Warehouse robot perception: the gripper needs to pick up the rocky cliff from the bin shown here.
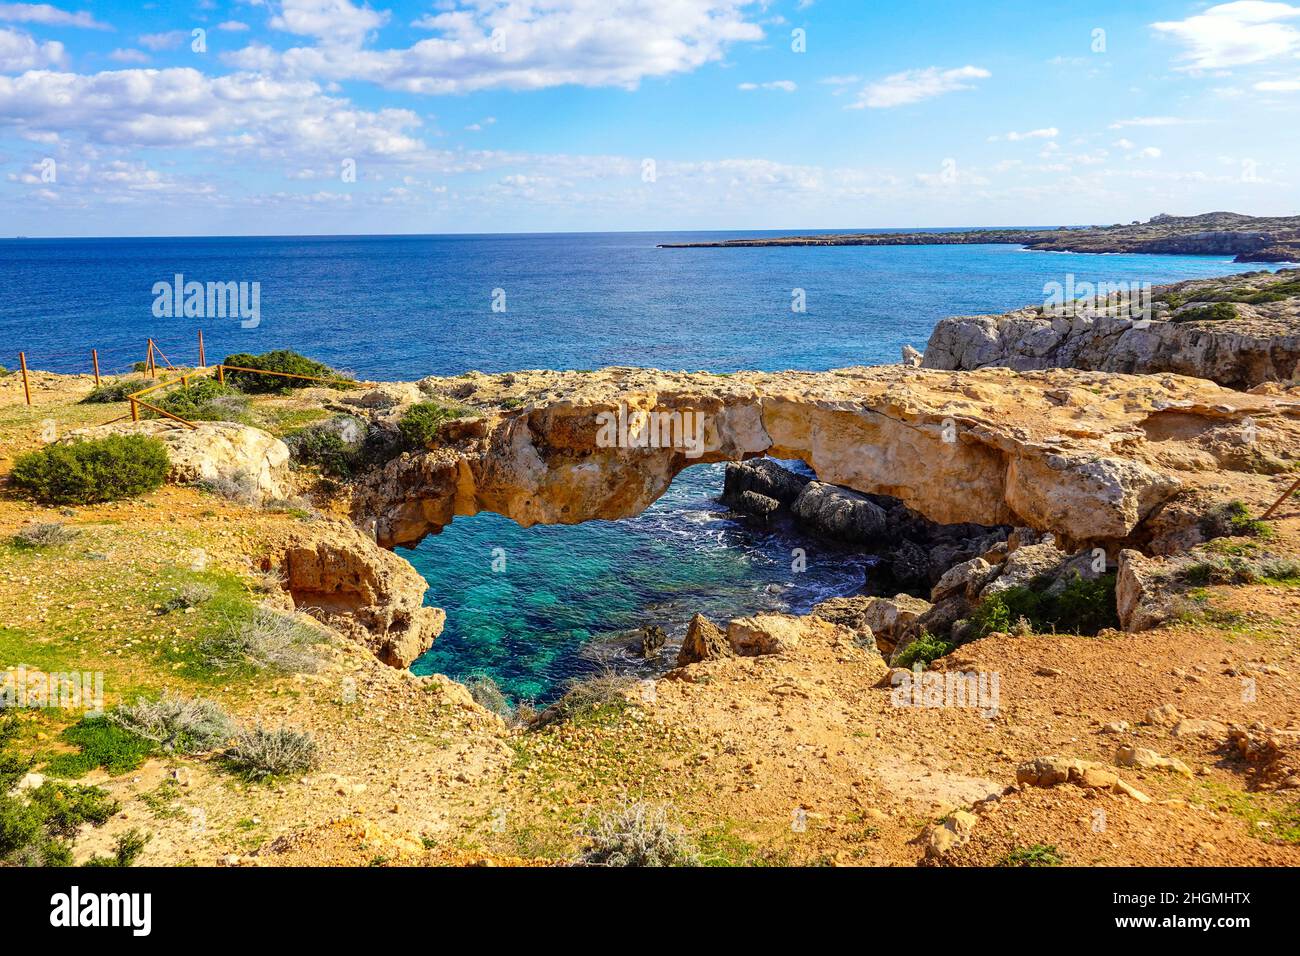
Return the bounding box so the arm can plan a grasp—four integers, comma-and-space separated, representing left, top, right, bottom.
922, 269, 1300, 389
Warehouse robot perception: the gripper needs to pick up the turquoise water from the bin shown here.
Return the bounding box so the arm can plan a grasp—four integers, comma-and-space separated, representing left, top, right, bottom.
1, 233, 1282, 701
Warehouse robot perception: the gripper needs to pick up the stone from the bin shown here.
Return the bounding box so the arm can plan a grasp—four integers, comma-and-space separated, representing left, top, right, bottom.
924, 810, 979, 859
1116, 549, 1173, 632
931, 557, 995, 603
638, 625, 667, 659
726, 612, 843, 657
1145, 703, 1182, 726
791, 481, 889, 542
1100, 721, 1130, 735
1171, 718, 1228, 739
901, 344, 924, 368
676, 614, 731, 666
1114, 745, 1193, 777
1114, 779, 1152, 803
721, 458, 810, 510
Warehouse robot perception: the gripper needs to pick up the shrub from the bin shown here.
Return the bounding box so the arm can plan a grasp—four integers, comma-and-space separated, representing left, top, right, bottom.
1170, 302, 1237, 323
464, 674, 514, 721
530, 671, 632, 728
221, 725, 319, 781
84, 829, 150, 867
970, 573, 1119, 638
146, 378, 249, 423
1201, 500, 1272, 541
284, 417, 369, 477
159, 582, 218, 612
198, 469, 261, 507
892, 631, 955, 669
42, 717, 156, 777
199, 604, 326, 673
398, 400, 469, 449
580, 803, 699, 867
12, 435, 169, 505
13, 522, 79, 549
221, 350, 351, 393
80, 378, 149, 404
108, 692, 235, 754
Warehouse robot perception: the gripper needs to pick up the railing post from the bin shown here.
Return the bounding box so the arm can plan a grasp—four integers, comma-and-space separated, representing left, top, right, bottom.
147, 339, 156, 378
19, 351, 31, 406
216, 364, 224, 385
92, 349, 101, 386
197, 330, 205, 368
130, 398, 138, 422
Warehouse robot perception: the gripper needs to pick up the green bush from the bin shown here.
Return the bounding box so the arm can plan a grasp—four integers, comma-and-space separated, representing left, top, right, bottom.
80, 378, 149, 404
892, 631, 955, 669
11, 435, 169, 505
970, 572, 1119, 638
146, 378, 249, 423
285, 418, 369, 477
84, 829, 150, 867
221, 350, 351, 393
398, 400, 469, 449
1170, 302, 1237, 323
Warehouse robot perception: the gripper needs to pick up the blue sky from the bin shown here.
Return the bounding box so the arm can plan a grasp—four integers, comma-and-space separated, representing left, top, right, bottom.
1, 0, 1299, 235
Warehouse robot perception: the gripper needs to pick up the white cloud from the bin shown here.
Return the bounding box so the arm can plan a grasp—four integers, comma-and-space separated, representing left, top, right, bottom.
1152, 1, 1300, 70
738, 79, 795, 91
229, 0, 765, 93
0, 3, 110, 30
108, 48, 149, 64
989, 126, 1059, 141
218, 21, 251, 32
850, 65, 989, 109
1108, 115, 1194, 128
272, 0, 388, 45
1255, 76, 1300, 88
1137, 146, 1163, 159
139, 31, 189, 52
0, 26, 63, 71
0, 68, 429, 163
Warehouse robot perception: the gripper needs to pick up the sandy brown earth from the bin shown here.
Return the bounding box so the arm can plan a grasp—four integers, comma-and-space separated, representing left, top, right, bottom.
2, 367, 1299, 867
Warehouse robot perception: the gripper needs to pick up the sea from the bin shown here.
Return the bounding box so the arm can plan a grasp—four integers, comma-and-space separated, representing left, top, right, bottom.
0, 231, 1280, 702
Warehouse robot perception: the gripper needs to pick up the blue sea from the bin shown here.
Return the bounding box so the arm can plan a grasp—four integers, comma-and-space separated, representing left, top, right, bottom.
0, 232, 1279, 701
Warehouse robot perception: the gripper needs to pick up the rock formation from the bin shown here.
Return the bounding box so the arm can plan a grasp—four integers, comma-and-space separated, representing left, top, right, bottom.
922, 269, 1300, 389
350, 365, 1300, 558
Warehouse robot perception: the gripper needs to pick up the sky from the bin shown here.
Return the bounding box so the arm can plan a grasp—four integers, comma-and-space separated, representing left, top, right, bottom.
0, 0, 1298, 236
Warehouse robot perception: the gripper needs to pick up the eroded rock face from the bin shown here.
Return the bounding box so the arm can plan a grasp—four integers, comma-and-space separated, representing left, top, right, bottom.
73, 420, 292, 502
260, 522, 445, 668
676, 614, 731, 666
349, 366, 1300, 553
921, 269, 1300, 389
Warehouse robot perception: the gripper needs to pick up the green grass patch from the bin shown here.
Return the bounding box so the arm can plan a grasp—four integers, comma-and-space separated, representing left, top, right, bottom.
398, 400, 472, 449
998, 843, 1064, 867
892, 631, 955, 669
42, 717, 155, 777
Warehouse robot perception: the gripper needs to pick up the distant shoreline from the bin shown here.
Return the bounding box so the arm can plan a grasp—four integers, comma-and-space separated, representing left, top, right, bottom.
658, 211, 1300, 264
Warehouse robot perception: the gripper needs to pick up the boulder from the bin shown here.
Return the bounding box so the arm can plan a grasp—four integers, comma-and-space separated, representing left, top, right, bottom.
1116, 549, 1173, 632
791, 481, 889, 542
638, 625, 667, 659
676, 614, 731, 666
1114, 745, 1193, 778
721, 459, 810, 510
931, 557, 995, 603
726, 612, 841, 656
